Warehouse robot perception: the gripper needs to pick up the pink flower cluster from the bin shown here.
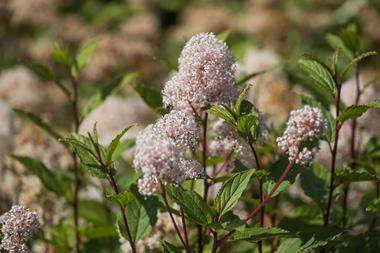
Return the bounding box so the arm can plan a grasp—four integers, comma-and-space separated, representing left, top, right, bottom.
276, 105, 327, 165
0, 205, 39, 253
162, 32, 237, 110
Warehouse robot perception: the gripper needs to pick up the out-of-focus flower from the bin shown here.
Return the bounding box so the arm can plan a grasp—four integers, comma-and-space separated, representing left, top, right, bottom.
163, 33, 237, 110
0, 100, 15, 167
53, 15, 93, 45
26, 38, 54, 65
277, 105, 327, 165
238, 6, 288, 49
133, 110, 202, 195
170, 5, 234, 39
83, 34, 154, 81
361, 5, 380, 42
0, 66, 42, 109
0, 205, 39, 253
209, 119, 241, 158
7, 0, 57, 27
119, 13, 159, 41
79, 96, 153, 145
238, 48, 298, 124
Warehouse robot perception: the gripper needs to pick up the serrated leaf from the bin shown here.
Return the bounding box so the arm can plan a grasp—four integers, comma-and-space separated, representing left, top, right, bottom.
161, 240, 182, 253
132, 83, 165, 114
206, 105, 236, 125
229, 227, 294, 241
236, 114, 259, 134
336, 104, 370, 122
300, 163, 330, 208
215, 170, 254, 217
12, 155, 71, 199
166, 185, 211, 225
119, 190, 158, 241
74, 40, 98, 75
340, 51, 378, 80
275, 238, 303, 253
105, 189, 134, 208
299, 58, 336, 95
335, 167, 379, 186
105, 125, 135, 165
263, 180, 290, 198
82, 73, 137, 116
64, 133, 108, 178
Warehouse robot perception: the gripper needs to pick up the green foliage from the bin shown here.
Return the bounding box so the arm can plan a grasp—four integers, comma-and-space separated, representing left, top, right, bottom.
13, 108, 65, 144
229, 227, 294, 242
215, 170, 254, 217
105, 189, 135, 208
337, 100, 380, 122
82, 73, 137, 116
299, 57, 337, 95
132, 83, 166, 114
12, 155, 71, 199
300, 163, 330, 208
73, 40, 98, 76
206, 104, 236, 125
166, 185, 211, 225
161, 240, 183, 253
105, 125, 135, 165
119, 189, 158, 241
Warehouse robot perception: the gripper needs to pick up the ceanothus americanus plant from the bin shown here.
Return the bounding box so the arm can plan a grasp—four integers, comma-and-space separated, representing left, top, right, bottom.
4, 27, 380, 253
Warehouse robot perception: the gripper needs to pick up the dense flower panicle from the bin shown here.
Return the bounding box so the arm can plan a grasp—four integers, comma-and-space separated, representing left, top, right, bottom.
133, 111, 202, 195
276, 105, 327, 165
0, 205, 39, 253
162, 32, 237, 109
153, 110, 199, 150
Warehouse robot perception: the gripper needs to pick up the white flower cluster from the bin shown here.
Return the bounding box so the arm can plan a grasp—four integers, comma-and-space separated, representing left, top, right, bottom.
276, 105, 327, 165
133, 110, 202, 195
162, 32, 237, 110
0, 205, 39, 253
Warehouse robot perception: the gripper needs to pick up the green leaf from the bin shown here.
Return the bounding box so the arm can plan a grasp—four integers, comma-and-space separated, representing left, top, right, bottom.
24, 61, 54, 80
166, 185, 211, 225
215, 170, 254, 217
300, 163, 330, 208
337, 104, 370, 122
119, 190, 158, 241
12, 155, 71, 199
132, 83, 165, 114
217, 29, 231, 42
366, 198, 380, 214
229, 227, 294, 241
234, 84, 251, 116
325, 34, 354, 60
13, 109, 66, 145
105, 125, 135, 165
236, 114, 259, 134
206, 105, 236, 125
299, 58, 336, 95
105, 189, 134, 208
263, 180, 290, 198
339, 51, 378, 80
74, 40, 97, 75
335, 167, 379, 186
79, 199, 112, 225
275, 238, 303, 253
84, 225, 117, 239
161, 240, 182, 253
52, 46, 72, 67
82, 73, 137, 116
63, 133, 108, 178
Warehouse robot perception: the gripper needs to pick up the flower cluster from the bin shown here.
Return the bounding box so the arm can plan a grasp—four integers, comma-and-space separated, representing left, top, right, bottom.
162, 32, 237, 110
276, 105, 327, 165
0, 205, 39, 253
133, 110, 202, 195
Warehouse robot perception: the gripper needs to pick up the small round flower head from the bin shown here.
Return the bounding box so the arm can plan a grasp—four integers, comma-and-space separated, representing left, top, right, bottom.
162, 32, 237, 109
209, 119, 241, 157
153, 110, 199, 150
134, 117, 202, 195
276, 105, 327, 165
0, 205, 39, 253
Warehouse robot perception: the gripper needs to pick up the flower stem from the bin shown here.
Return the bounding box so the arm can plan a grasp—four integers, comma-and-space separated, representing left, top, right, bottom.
161, 183, 190, 253
199, 112, 208, 253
